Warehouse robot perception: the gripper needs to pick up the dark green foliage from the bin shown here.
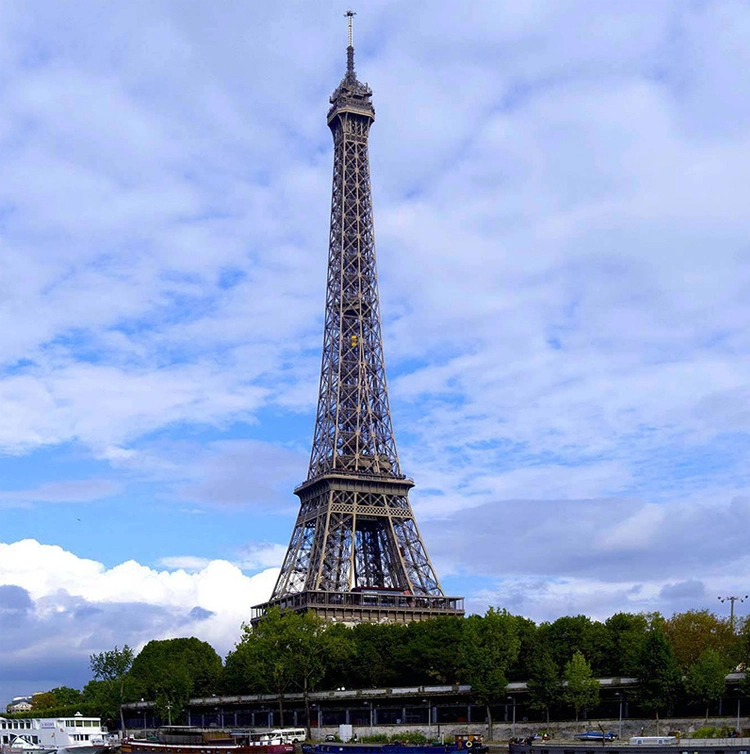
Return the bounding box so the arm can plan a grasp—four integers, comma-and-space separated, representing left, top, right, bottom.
343, 622, 407, 688
128, 637, 222, 721
634, 627, 682, 718
30, 692, 57, 710
89, 645, 134, 729
563, 650, 599, 722
527, 643, 562, 725
459, 608, 520, 738
49, 687, 84, 706
537, 615, 609, 676
397, 616, 464, 685
227, 608, 354, 733
603, 612, 650, 677
684, 648, 730, 721
506, 616, 538, 681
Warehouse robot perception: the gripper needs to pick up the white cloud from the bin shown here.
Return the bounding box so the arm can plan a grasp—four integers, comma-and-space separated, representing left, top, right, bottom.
0, 540, 278, 675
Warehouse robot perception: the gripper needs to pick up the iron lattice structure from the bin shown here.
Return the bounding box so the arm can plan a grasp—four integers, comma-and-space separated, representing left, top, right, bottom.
252, 18, 463, 624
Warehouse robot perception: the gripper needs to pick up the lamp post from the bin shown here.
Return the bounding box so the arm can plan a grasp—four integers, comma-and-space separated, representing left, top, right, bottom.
737, 696, 741, 736
718, 595, 748, 632
165, 703, 172, 726
507, 696, 516, 739
422, 699, 430, 738
615, 693, 623, 741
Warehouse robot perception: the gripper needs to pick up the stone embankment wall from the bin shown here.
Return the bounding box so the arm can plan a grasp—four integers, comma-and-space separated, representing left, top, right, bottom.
312, 716, 750, 743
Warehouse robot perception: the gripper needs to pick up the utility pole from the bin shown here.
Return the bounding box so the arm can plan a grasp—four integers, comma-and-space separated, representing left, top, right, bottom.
718, 595, 748, 631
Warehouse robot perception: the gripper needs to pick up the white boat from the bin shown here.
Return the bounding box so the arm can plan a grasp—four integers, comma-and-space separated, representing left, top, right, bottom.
0, 713, 118, 754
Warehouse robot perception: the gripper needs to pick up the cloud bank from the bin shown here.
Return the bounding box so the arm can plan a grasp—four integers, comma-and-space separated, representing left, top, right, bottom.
0, 540, 277, 701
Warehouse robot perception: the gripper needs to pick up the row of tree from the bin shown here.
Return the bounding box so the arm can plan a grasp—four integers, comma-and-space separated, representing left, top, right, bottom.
9, 608, 750, 735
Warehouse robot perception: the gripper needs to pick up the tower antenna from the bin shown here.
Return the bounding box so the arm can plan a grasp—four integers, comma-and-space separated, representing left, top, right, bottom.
346, 10, 355, 47
345, 10, 356, 75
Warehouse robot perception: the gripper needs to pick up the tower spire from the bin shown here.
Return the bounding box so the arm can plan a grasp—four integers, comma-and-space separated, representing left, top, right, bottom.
345, 10, 356, 77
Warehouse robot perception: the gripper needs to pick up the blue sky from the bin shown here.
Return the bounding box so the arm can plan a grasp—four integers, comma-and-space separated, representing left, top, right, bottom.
3, 0, 750, 702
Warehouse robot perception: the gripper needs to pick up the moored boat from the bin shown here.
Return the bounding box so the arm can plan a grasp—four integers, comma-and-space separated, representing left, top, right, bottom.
509, 735, 750, 754
0, 714, 117, 754
302, 734, 488, 754
121, 729, 294, 754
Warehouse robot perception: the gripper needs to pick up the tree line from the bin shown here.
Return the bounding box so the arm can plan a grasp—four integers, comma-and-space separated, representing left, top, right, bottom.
7, 607, 750, 735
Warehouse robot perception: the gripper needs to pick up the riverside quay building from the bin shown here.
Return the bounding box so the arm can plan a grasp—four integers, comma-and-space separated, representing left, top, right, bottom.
121, 674, 750, 734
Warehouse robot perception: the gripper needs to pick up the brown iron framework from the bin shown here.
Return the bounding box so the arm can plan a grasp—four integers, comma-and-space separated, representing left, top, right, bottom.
252, 14, 463, 625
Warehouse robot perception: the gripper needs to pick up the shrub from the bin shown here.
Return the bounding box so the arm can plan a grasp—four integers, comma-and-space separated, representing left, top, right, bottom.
392, 732, 428, 745
688, 727, 722, 739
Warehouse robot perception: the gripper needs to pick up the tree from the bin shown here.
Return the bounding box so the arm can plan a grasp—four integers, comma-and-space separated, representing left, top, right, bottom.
460, 608, 520, 740
537, 615, 609, 676
50, 687, 84, 707
398, 616, 464, 685
128, 638, 221, 723
90, 645, 134, 731
563, 650, 599, 722
344, 622, 406, 688
31, 692, 58, 711
664, 610, 737, 672
506, 616, 538, 682
228, 608, 303, 727
634, 628, 682, 732
684, 648, 729, 722
278, 611, 352, 739
527, 644, 562, 726
603, 613, 650, 677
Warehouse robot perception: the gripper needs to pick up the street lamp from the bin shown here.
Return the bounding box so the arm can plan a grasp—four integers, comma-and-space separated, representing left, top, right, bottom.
718, 595, 748, 632
165, 703, 172, 727
422, 699, 430, 737
737, 695, 741, 736
507, 696, 516, 739
615, 693, 623, 741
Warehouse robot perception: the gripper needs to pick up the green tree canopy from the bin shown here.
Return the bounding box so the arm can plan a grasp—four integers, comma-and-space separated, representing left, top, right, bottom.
663, 610, 737, 672
634, 627, 682, 727
49, 687, 83, 707
563, 650, 599, 722
538, 615, 609, 676
30, 692, 57, 711
90, 645, 134, 730
506, 616, 538, 682
527, 643, 562, 726
129, 637, 221, 722
397, 616, 464, 685
602, 612, 650, 677
684, 648, 730, 722
227, 608, 354, 731
460, 608, 520, 740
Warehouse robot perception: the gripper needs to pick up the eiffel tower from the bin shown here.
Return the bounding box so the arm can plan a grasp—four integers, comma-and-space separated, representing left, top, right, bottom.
252, 13, 463, 624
